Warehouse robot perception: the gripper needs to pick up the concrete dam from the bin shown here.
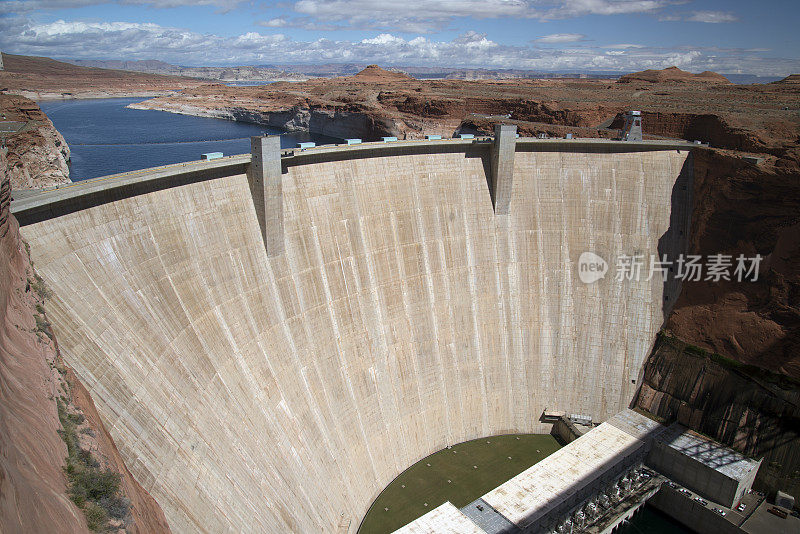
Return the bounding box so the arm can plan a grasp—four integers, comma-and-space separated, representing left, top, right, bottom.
13, 133, 694, 532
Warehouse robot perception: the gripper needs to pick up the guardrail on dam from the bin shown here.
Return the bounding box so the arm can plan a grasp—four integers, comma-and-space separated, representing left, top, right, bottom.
14, 132, 697, 533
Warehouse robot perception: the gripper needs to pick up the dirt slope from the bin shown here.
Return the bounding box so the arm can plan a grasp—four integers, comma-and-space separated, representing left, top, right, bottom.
0, 53, 203, 99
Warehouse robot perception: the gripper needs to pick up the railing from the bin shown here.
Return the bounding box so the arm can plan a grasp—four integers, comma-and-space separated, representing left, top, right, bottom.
11, 135, 699, 227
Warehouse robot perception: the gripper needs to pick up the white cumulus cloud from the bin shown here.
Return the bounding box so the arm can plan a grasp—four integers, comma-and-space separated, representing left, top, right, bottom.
1, 17, 796, 76
687, 11, 739, 23
534, 33, 586, 43
272, 0, 675, 31
262, 18, 288, 28
361, 33, 407, 46
6, 0, 243, 10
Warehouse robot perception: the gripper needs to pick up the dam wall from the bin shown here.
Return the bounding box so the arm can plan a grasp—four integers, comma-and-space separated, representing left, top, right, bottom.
16, 138, 693, 532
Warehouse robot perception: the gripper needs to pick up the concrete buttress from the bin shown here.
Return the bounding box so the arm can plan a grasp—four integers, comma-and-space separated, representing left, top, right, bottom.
248, 135, 283, 256
491, 124, 517, 214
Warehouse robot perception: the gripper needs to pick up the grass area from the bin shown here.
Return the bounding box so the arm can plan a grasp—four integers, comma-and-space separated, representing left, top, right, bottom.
30, 272, 53, 299
358, 434, 561, 534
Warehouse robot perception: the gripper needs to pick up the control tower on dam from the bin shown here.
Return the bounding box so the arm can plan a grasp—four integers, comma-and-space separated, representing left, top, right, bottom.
13, 133, 695, 533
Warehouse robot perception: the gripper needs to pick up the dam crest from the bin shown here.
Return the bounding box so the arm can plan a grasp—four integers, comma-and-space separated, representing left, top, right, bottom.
13, 133, 695, 532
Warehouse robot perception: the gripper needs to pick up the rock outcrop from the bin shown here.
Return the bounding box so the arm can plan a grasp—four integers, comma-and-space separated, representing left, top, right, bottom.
2, 94, 71, 189
772, 74, 800, 85
609, 111, 769, 152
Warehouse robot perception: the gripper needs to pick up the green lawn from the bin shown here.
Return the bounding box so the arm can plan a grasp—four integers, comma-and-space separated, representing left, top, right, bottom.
358, 434, 561, 534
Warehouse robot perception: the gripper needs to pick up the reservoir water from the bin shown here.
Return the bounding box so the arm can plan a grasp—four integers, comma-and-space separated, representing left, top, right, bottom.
39, 97, 340, 181
617, 505, 694, 534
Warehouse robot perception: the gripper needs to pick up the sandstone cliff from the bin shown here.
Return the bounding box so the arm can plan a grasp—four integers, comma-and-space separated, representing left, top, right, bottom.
0, 139, 170, 533
667, 148, 800, 378
0, 151, 85, 533
772, 74, 800, 85
2, 94, 71, 189
130, 64, 798, 153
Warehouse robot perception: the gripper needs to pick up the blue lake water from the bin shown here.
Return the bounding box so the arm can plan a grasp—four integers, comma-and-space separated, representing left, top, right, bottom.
39, 97, 340, 181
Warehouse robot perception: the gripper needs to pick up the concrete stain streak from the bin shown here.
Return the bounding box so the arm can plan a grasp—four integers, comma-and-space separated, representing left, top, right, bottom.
22, 148, 690, 533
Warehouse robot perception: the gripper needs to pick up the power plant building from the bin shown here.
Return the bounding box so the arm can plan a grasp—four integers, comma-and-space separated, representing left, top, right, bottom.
647, 425, 762, 508
393, 410, 764, 534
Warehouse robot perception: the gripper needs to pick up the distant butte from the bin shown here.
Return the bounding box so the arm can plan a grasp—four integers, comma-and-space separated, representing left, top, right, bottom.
618, 65, 731, 84
772, 73, 800, 84
351, 64, 414, 82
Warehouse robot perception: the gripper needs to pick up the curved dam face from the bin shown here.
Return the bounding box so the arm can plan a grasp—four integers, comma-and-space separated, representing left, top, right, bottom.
20, 143, 691, 532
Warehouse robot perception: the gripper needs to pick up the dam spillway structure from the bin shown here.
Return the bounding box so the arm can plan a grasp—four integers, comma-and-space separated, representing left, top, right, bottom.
12, 131, 697, 533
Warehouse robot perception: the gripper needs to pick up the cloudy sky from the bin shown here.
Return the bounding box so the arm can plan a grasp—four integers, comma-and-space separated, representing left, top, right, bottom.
2, 0, 798, 76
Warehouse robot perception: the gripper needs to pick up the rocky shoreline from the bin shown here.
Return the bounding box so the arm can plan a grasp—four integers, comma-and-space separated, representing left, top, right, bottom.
16, 89, 186, 101
127, 98, 401, 140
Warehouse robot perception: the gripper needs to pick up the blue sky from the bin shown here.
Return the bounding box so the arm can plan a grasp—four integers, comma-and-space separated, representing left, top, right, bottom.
2, 1, 799, 75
